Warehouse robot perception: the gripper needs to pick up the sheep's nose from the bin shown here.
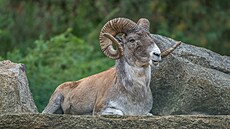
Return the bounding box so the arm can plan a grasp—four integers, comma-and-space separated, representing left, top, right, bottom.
153, 52, 160, 57
153, 52, 161, 61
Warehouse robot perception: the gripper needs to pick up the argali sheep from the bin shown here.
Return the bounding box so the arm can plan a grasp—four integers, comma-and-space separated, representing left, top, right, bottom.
42, 18, 181, 115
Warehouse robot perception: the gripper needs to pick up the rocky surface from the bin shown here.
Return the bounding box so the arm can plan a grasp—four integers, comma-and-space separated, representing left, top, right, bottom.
151, 34, 230, 115
0, 113, 229, 129
0, 60, 38, 113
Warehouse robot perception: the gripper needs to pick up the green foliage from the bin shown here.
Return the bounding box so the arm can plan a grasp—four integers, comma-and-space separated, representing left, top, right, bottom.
7, 29, 114, 112
0, 0, 229, 57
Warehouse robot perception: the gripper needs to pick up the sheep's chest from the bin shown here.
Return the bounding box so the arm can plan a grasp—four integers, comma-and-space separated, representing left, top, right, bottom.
108, 87, 153, 115
104, 61, 153, 115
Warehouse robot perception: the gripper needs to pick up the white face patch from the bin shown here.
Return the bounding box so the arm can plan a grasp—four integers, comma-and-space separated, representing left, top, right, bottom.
149, 44, 161, 66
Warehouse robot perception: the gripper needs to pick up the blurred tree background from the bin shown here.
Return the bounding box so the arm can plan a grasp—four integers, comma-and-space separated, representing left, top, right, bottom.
0, 0, 229, 112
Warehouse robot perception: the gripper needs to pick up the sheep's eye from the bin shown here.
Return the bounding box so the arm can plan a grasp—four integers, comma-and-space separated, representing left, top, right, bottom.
129, 39, 135, 43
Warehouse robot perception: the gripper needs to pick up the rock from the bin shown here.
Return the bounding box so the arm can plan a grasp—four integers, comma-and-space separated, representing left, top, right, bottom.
151, 34, 230, 115
0, 113, 229, 129
0, 60, 38, 114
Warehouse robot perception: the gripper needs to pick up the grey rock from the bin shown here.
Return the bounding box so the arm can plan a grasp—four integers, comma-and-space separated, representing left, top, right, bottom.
0, 60, 38, 114
151, 34, 230, 115
0, 113, 229, 129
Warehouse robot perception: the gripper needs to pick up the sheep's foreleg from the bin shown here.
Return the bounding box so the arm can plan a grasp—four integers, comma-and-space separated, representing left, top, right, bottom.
101, 108, 124, 115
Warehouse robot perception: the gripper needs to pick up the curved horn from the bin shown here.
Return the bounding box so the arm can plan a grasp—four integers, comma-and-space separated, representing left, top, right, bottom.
137, 18, 150, 31
99, 18, 138, 59
161, 41, 181, 58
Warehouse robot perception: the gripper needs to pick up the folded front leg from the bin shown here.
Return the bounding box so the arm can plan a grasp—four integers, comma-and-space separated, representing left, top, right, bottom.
146, 113, 153, 116
100, 108, 124, 115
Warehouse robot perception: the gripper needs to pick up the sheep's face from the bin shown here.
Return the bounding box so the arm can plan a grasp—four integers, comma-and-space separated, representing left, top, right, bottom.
122, 29, 161, 67
99, 18, 164, 66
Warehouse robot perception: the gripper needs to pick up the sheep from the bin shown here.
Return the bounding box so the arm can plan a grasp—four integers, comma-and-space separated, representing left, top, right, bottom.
42, 18, 181, 115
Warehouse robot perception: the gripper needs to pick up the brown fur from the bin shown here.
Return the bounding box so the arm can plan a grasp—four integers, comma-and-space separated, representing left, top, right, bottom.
43, 68, 117, 114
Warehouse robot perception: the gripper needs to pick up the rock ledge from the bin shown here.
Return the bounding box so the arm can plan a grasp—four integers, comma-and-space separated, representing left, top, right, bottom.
0, 114, 229, 129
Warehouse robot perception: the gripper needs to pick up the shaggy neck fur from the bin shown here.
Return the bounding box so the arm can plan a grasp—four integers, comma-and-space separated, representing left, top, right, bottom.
115, 57, 151, 97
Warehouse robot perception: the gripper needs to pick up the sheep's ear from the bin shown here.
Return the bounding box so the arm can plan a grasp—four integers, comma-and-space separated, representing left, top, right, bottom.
137, 18, 150, 31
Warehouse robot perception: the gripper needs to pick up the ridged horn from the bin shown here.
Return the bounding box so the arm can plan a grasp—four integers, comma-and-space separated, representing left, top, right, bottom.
161, 41, 181, 58
99, 18, 138, 59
